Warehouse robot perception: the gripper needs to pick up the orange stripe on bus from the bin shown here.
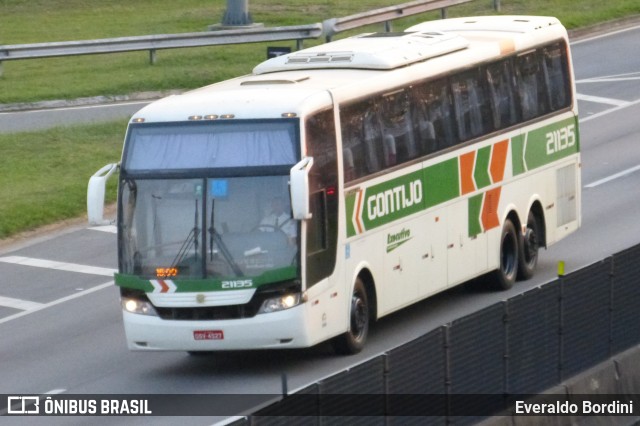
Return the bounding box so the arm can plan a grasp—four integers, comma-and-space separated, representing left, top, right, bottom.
459, 151, 476, 195
490, 139, 509, 183
481, 187, 502, 231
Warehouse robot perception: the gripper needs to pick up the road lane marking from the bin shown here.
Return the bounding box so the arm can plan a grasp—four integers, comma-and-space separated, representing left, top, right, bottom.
0, 389, 68, 416
575, 93, 630, 107
0, 256, 116, 277
581, 98, 640, 123
571, 25, 640, 45
585, 164, 640, 188
0, 281, 114, 325
89, 225, 117, 234
0, 296, 44, 311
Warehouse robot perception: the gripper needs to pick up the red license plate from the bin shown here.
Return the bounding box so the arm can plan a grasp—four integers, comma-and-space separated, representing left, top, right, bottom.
193, 330, 224, 340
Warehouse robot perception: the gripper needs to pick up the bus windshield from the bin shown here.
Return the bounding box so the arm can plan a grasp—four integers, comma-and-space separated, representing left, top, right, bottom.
118, 119, 301, 280
124, 120, 298, 171
120, 176, 299, 279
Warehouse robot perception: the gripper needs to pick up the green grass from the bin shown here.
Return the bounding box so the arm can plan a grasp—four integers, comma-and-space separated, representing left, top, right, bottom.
1, 0, 639, 104
0, 0, 639, 239
0, 121, 124, 239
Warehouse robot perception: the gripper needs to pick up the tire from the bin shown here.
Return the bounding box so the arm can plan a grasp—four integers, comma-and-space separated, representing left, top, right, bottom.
492, 219, 519, 290
518, 211, 540, 281
332, 278, 370, 355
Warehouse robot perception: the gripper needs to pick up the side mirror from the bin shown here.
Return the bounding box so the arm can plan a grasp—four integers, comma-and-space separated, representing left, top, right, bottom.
87, 163, 119, 226
289, 157, 314, 220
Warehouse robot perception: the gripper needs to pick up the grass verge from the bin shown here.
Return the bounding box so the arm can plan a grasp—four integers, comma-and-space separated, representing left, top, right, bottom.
0, 1, 639, 239
0, 121, 124, 239
1, 0, 639, 103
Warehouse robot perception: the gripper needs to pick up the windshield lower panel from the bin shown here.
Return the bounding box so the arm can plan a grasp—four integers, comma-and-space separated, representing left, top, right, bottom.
120, 176, 299, 280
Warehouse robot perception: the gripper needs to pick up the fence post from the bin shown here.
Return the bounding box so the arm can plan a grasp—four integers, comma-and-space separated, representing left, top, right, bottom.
557, 261, 565, 382
149, 49, 157, 65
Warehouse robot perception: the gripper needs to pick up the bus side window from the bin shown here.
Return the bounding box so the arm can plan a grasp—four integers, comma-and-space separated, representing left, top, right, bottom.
363, 104, 384, 174
341, 107, 366, 181
486, 60, 519, 129
305, 109, 338, 286
452, 71, 490, 141
421, 79, 456, 152
343, 148, 355, 182
410, 95, 437, 155
307, 191, 327, 253
542, 43, 571, 111
515, 51, 550, 120
381, 89, 418, 163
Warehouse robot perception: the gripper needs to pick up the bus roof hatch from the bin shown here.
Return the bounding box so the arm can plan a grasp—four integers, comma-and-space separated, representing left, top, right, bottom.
253, 31, 469, 74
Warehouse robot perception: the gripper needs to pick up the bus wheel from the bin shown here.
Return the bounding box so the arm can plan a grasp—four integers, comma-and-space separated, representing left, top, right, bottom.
332, 278, 369, 355
492, 219, 518, 290
518, 211, 540, 280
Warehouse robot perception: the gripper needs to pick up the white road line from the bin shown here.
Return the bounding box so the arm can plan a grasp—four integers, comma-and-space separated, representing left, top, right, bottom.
0, 389, 67, 416
0, 296, 44, 311
575, 93, 630, 107
582, 98, 640, 123
0, 281, 114, 325
89, 225, 117, 234
571, 25, 640, 45
0, 256, 116, 277
0, 100, 151, 116
585, 164, 640, 188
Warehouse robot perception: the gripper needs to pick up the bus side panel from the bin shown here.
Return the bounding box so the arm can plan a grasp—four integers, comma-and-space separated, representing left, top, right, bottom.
446, 202, 488, 287
418, 208, 448, 299
302, 275, 352, 346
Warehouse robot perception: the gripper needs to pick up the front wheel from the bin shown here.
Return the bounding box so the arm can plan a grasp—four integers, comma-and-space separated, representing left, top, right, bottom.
332, 278, 370, 355
492, 219, 519, 290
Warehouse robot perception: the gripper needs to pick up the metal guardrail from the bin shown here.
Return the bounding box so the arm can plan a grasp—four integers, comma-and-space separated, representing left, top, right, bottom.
0, 0, 477, 76
0, 24, 322, 68
322, 0, 474, 41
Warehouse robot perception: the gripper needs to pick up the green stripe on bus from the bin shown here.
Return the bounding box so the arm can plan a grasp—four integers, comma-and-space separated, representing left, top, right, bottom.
474, 146, 492, 189
423, 158, 460, 209
512, 116, 579, 175
345, 191, 357, 238
511, 134, 526, 176
468, 194, 483, 237
115, 266, 298, 292
361, 169, 425, 230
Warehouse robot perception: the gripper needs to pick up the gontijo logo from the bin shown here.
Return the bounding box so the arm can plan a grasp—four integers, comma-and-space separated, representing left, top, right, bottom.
351, 170, 425, 235
367, 179, 422, 220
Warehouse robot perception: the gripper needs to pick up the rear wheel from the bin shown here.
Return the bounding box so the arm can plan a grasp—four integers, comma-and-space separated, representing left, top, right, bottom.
492, 219, 519, 290
332, 278, 369, 355
518, 211, 540, 280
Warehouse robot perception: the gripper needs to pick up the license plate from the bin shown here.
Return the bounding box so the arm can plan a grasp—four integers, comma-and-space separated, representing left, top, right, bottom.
193, 330, 224, 340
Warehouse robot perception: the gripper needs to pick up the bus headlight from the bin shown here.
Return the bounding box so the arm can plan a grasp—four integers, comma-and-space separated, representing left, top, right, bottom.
122, 297, 158, 316
258, 293, 302, 314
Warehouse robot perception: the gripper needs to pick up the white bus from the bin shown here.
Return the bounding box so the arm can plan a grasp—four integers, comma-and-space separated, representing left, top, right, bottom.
88, 16, 580, 354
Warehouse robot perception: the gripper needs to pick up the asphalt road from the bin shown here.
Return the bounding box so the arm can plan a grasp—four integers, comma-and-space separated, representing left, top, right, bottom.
1, 24, 640, 425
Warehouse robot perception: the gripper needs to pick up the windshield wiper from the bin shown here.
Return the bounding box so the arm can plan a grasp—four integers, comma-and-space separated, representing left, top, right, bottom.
208, 198, 243, 276
171, 199, 199, 268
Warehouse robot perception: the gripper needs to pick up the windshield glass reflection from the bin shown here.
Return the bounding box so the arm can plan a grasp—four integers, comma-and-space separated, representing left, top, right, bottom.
120, 176, 298, 279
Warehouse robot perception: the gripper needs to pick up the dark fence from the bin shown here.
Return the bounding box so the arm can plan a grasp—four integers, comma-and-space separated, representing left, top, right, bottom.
227, 242, 640, 424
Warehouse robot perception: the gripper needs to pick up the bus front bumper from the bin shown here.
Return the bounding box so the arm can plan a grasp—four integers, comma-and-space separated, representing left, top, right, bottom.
122, 304, 313, 351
